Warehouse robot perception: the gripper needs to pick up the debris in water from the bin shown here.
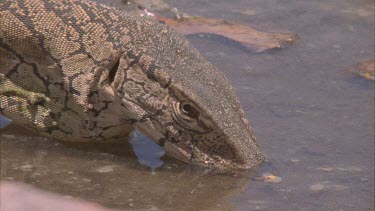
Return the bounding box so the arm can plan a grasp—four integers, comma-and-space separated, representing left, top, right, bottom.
155, 15, 298, 53
95, 165, 116, 173
129, 0, 298, 52
288, 159, 300, 164
349, 59, 374, 80
316, 166, 362, 172
310, 183, 325, 191
310, 181, 349, 191
258, 173, 282, 183
19, 164, 34, 171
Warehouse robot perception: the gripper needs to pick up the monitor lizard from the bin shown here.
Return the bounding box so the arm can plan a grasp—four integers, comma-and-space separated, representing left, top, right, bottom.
0, 0, 264, 172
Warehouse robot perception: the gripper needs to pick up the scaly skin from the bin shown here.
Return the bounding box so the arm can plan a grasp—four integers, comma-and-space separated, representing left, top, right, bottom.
0, 0, 264, 172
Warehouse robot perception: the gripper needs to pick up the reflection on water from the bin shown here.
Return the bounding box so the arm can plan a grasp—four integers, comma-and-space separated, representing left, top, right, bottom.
129, 130, 165, 170
0, 117, 164, 171
0, 128, 254, 210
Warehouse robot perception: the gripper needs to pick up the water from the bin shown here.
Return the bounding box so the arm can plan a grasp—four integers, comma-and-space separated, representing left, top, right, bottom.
129, 130, 165, 170
0, 116, 10, 128
1, 0, 374, 210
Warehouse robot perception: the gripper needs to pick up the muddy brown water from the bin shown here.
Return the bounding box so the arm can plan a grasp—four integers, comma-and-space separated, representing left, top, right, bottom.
1, 0, 374, 210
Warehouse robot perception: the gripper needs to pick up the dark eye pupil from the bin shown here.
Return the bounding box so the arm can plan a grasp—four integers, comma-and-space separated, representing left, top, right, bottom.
181, 102, 199, 118
182, 104, 193, 113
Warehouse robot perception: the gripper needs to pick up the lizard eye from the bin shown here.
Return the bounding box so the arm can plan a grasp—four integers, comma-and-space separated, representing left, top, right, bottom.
180, 101, 199, 118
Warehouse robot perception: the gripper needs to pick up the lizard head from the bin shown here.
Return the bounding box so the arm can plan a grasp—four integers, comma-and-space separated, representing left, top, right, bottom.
111, 16, 264, 172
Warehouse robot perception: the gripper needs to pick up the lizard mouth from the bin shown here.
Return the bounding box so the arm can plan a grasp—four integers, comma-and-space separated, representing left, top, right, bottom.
133, 125, 264, 173
161, 137, 262, 172
188, 148, 265, 173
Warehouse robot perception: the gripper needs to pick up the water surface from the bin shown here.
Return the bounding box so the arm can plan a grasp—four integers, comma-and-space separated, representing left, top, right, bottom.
1, 0, 374, 210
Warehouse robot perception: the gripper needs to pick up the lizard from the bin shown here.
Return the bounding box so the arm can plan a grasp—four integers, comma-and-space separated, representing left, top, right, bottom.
0, 0, 264, 172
